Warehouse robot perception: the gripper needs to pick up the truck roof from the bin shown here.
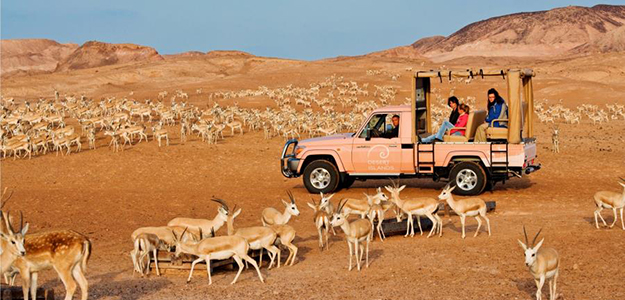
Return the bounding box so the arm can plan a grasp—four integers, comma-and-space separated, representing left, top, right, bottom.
372, 105, 411, 113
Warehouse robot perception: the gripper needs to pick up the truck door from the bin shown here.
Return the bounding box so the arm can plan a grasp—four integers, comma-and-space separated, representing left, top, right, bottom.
351, 113, 402, 175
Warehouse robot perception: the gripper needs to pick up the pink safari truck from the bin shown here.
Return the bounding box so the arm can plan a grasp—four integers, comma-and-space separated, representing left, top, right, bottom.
281, 69, 541, 195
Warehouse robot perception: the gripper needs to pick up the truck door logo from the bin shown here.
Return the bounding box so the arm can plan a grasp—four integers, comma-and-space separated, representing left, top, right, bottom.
366, 145, 394, 171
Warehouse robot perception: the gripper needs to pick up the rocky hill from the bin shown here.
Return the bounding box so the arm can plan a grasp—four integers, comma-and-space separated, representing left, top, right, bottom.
55, 41, 163, 72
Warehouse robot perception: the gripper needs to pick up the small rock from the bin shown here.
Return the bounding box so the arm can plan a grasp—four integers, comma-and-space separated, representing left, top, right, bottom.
573, 263, 579, 270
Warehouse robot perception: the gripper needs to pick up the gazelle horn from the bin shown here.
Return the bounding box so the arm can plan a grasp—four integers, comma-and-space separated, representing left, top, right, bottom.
523, 225, 529, 246
211, 198, 229, 212
531, 228, 543, 247
287, 190, 295, 204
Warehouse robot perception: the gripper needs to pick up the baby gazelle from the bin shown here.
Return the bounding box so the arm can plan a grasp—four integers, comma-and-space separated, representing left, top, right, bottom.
517, 227, 560, 300
307, 197, 331, 250
173, 227, 264, 285
593, 178, 625, 230
131, 233, 165, 277
261, 190, 300, 226
437, 184, 491, 239
330, 200, 372, 271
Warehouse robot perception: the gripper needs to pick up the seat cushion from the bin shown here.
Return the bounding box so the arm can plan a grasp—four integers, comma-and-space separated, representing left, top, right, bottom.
486, 127, 508, 139
443, 134, 469, 142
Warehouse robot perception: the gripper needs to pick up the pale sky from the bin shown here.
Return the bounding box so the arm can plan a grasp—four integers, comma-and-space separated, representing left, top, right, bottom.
2, 0, 623, 60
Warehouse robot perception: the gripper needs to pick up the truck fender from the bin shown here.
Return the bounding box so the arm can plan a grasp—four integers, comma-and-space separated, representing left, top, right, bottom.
298, 150, 346, 173
443, 151, 490, 167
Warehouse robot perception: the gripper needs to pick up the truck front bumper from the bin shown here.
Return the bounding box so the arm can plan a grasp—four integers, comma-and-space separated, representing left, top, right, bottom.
280, 139, 300, 178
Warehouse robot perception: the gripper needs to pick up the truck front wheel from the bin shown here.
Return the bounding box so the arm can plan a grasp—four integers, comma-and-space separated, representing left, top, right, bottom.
303, 160, 340, 194
449, 161, 487, 196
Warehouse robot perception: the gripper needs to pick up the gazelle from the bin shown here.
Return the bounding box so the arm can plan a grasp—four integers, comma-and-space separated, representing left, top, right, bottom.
517, 227, 560, 300
330, 199, 372, 271
269, 224, 298, 267
365, 193, 386, 241
319, 192, 337, 235
130, 233, 165, 277
437, 184, 491, 239
172, 227, 264, 285
167, 200, 232, 238
307, 197, 331, 250
551, 127, 560, 153
261, 190, 300, 226
219, 199, 280, 269
593, 177, 625, 230
151, 122, 169, 147
385, 183, 442, 238
226, 120, 243, 135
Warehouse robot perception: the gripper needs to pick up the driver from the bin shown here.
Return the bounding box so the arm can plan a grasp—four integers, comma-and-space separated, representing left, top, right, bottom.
382, 115, 400, 138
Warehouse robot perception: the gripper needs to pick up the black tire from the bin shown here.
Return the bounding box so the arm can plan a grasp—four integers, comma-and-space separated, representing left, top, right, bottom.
449, 161, 487, 196
302, 160, 340, 194
341, 175, 356, 189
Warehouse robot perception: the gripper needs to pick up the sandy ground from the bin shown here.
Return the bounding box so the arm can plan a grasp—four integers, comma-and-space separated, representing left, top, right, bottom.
1, 54, 625, 299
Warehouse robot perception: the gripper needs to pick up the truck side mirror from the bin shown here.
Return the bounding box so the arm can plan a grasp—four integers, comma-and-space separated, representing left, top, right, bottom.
365, 128, 372, 141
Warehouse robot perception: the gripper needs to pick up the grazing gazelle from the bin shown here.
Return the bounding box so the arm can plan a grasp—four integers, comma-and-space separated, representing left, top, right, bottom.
437, 184, 491, 239
261, 190, 300, 226
307, 197, 331, 250
330, 199, 372, 271
593, 177, 625, 230
517, 227, 560, 300
385, 181, 442, 238
172, 227, 264, 285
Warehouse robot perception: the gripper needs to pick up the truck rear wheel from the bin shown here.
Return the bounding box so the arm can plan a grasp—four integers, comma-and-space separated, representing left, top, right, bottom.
303, 160, 340, 194
449, 161, 487, 196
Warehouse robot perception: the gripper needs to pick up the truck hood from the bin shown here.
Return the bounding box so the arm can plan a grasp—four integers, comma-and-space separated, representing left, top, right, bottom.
298, 133, 354, 146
